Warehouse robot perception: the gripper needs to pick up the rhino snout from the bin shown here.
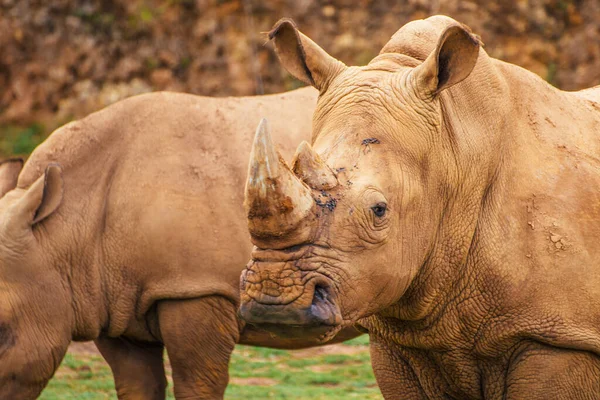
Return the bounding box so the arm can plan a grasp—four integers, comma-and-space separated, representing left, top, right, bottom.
239, 272, 343, 338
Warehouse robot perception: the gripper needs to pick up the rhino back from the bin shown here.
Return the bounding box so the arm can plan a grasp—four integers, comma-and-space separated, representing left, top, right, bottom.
19, 88, 317, 337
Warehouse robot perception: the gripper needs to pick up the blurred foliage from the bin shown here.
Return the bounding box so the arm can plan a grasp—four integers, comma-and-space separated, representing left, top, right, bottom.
0, 0, 599, 158
0, 123, 45, 157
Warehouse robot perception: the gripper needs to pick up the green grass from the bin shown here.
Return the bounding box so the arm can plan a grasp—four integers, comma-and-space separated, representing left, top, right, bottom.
40, 353, 115, 399
0, 123, 47, 158
39, 336, 382, 399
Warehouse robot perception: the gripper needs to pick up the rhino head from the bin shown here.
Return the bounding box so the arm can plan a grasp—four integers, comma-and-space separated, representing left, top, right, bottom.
239, 16, 484, 340
0, 160, 68, 398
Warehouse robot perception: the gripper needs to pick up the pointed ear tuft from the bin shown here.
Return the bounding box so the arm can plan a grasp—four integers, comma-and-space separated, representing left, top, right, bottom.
32, 164, 63, 225
0, 158, 24, 198
413, 24, 481, 97
16, 164, 64, 227
269, 18, 346, 92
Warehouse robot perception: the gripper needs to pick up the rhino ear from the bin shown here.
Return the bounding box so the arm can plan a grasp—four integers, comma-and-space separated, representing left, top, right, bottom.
412, 24, 481, 97
269, 18, 346, 92
16, 164, 64, 226
0, 158, 24, 198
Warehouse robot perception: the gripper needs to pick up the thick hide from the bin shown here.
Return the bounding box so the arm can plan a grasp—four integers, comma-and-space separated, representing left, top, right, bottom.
239, 15, 600, 399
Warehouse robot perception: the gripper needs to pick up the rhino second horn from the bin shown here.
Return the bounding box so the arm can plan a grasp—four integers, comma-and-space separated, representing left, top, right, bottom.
292, 141, 338, 190
244, 119, 316, 239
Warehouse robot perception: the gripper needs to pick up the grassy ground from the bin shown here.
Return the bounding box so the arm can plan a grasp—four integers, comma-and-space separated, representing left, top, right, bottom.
39, 335, 382, 399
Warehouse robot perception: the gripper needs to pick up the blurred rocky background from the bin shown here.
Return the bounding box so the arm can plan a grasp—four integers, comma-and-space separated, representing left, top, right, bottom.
1, 0, 599, 156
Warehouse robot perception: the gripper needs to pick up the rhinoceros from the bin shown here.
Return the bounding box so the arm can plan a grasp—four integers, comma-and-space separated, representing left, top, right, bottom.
0, 87, 361, 400
238, 15, 600, 399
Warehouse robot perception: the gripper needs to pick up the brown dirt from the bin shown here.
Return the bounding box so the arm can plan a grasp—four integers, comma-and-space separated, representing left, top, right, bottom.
308, 364, 338, 372
229, 377, 279, 386
1, 0, 599, 137
288, 343, 369, 358
53, 367, 78, 379
68, 341, 101, 356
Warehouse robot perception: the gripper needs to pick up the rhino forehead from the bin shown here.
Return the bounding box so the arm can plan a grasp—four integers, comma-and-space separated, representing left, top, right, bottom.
318, 71, 405, 110
316, 72, 438, 134
312, 114, 433, 176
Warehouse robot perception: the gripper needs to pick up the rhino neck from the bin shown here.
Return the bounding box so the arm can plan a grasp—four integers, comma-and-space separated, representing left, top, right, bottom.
21, 123, 117, 341
363, 53, 516, 341
363, 52, 583, 348
42, 243, 102, 341
38, 185, 110, 341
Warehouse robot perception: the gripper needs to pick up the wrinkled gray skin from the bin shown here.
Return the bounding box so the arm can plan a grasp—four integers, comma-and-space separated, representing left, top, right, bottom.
239, 15, 600, 399
0, 88, 360, 400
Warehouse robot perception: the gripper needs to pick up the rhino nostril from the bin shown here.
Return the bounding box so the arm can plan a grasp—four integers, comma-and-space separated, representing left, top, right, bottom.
308, 282, 341, 326
313, 284, 328, 305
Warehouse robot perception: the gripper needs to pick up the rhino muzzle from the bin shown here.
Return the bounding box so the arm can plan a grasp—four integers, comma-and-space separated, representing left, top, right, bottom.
239, 261, 343, 338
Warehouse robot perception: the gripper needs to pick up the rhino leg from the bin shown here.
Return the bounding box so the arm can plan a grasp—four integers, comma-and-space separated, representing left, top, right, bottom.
369, 335, 429, 400
504, 341, 600, 399
158, 296, 240, 400
95, 336, 166, 400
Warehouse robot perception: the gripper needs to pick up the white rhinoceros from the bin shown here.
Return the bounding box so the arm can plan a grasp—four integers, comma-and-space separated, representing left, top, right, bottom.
239, 15, 600, 399
0, 87, 360, 400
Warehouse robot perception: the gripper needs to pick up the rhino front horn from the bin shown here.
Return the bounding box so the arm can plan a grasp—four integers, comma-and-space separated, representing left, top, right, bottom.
292, 141, 338, 190
244, 119, 316, 244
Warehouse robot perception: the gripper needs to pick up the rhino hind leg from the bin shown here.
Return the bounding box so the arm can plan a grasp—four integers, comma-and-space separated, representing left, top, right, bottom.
95, 336, 166, 400
158, 296, 240, 400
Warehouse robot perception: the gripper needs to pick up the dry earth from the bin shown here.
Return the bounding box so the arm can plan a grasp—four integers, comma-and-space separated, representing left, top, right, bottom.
1, 0, 599, 133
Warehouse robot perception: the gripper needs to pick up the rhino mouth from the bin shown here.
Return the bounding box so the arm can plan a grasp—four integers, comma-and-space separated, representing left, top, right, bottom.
249, 322, 344, 342
239, 261, 344, 340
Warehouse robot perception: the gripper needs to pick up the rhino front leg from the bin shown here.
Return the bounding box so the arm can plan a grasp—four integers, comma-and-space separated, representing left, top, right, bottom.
505, 341, 600, 399
369, 335, 430, 400
158, 296, 240, 400
95, 336, 166, 400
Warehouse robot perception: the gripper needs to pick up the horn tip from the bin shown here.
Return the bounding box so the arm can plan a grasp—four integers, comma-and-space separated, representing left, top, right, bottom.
256, 118, 269, 135
294, 141, 314, 161
253, 118, 274, 148
297, 141, 311, 151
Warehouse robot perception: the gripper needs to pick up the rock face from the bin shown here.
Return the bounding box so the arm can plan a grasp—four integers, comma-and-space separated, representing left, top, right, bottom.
0, 0, 599, 131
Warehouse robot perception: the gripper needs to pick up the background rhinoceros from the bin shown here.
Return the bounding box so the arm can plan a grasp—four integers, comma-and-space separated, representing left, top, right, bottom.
0, 87, 360, 400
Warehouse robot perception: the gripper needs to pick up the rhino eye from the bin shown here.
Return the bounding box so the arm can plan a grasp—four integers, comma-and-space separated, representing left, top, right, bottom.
371, 202, 387, 217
